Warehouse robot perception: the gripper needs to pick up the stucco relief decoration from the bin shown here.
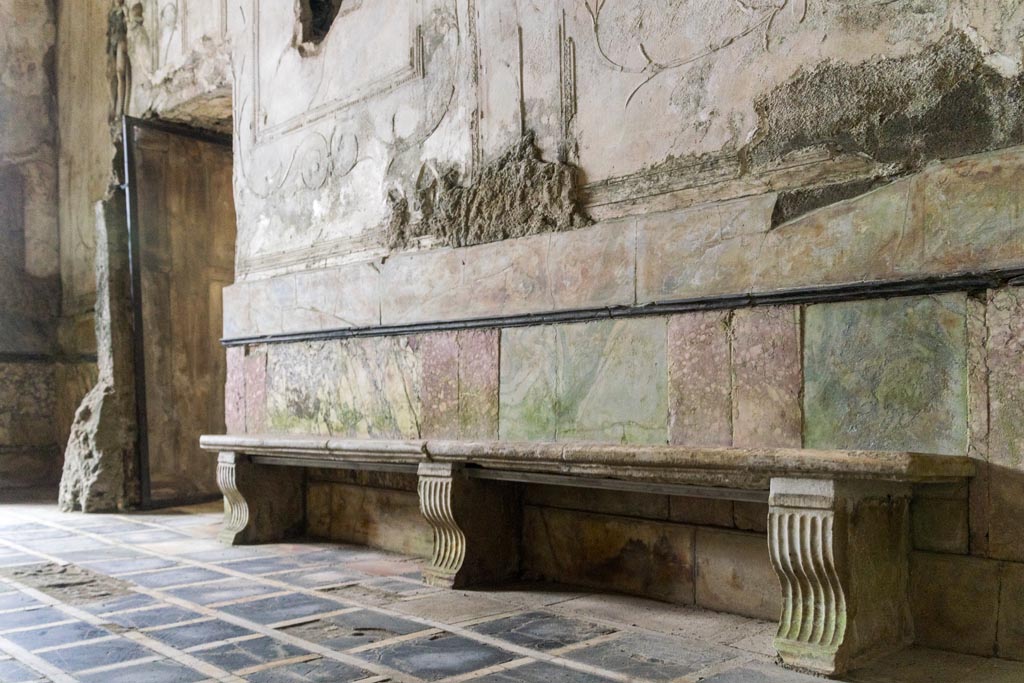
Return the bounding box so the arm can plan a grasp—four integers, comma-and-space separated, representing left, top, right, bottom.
583, 0, 806, 109
233, 0, 470, 275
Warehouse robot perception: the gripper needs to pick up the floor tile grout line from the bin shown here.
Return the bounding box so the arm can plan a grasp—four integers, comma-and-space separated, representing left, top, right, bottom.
0, 539, 68, 568
0, 620, 79, 636
29, 634, 121, 654
0, 575, 243, 683
128, 584, 428, 683
672, 653, 759, 683
233, 652, 321, 676
72, 654, 164, 676
20, 528, 634, 682
182, 632, 266, 653
341, 627, 444, 655
12, 510, 668, 683
0, 634, 77, 683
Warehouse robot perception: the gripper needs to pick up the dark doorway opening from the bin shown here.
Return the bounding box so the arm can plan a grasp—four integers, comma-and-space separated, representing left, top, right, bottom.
123, 118, 236, 507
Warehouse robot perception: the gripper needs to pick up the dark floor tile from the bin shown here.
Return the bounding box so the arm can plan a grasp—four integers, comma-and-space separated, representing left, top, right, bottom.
0, 556, 41, 568
1, 527, 72, 542
0, 607, 68, 631
128, 566, 225, 589
362, 577, 434, 596
38, 637, 154, 673
148, 619, 257, 649
222, 593, 343, 625
180, 547, 273, 564
273, 568, 365, 589
57, 548, 143, 564
244, 656, 371, 682
566, 632, 733, 681
471, 611, 615, 651
219, 557, 306, 575
357, 632, 514, 681
109, 530, 189, 544
0, 593, 40, 612
166, 579, 282, 606
82, 557, 179, 575
17, 537, 100, 554
701, 665, 823, 682
191, 636, 309, 672
0, 658, 45, 683
472, 661, 616, 683
77, 658, 207, 683
103, 605, 203, 629
4, 621, 111, 651
82, 593, 157, 615
282, 609, 427, 650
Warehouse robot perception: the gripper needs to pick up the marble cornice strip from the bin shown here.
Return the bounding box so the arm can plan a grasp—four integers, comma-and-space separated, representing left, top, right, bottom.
199, 435, 975, 489
220, 265, 1024, 347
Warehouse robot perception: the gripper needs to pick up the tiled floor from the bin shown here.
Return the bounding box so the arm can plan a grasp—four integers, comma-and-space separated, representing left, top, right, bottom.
0, 501, 1020, 682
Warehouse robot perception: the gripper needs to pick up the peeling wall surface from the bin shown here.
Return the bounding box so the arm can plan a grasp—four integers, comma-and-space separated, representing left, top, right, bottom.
216, 0, 1024, 662
0, 0, 61, 489
27, 0, 1024, 664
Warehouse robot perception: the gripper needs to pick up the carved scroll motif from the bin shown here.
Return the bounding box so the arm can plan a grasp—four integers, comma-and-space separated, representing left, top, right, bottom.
417, 463, 467, 586
769, 507, 847, 654
216, 452, 249, 544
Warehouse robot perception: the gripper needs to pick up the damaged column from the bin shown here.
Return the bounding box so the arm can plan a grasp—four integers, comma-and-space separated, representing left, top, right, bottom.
768, 478, 912, 676
417, 463, 521, 588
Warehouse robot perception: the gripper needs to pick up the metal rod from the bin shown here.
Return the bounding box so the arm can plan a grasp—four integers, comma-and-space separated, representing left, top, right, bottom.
221, 267, 1024, 347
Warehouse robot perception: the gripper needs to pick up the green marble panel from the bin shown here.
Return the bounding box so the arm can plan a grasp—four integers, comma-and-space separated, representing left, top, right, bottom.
804, 294, 968, 455
500, 319, 668, 444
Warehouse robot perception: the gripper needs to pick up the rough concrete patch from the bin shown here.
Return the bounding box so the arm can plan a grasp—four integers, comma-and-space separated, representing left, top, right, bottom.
0, 562, 134, 606
771, 177, 887, 228
387, 131, 590, 251
751, 30, 1024, 170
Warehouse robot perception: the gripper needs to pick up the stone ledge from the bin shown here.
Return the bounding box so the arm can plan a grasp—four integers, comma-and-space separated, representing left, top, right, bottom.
200, 434, 974, 490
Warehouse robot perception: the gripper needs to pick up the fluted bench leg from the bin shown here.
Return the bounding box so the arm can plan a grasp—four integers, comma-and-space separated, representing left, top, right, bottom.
417, 463, 521, 588
217, 452, 304, 545
768, 478, 912, 677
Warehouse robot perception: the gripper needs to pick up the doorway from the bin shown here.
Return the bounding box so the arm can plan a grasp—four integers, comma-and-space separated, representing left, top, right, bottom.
124, 118, 236, 507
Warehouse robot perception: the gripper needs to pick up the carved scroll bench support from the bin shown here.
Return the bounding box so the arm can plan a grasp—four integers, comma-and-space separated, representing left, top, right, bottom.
417, 463, 521, 588
216, 452, 304, 545
768, 478, 912, 677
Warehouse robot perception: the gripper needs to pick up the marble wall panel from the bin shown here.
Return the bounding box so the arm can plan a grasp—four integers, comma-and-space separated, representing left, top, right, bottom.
985, 287, 1024, 562
500, 319, 668, 444
804, 294, 969, 455
381, 220, 636, 327
667, 311, 731, 447
731, 307, 802, 448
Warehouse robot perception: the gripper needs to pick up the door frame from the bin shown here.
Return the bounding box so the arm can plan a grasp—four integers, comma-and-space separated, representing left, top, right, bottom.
121, 116, 233, 508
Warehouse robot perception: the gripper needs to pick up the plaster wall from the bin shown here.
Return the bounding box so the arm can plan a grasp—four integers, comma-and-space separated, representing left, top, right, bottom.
223, 0, 1024, 661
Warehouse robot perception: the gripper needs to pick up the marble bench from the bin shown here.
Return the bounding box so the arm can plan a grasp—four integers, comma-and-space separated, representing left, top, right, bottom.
200, 434, 974, 677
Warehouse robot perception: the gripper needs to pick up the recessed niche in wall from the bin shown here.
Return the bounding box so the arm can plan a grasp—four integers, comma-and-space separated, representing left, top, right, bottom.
299, 0, 345, 46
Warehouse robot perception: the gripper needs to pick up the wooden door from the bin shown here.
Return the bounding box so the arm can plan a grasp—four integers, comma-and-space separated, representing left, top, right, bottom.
128, 122, 235, 505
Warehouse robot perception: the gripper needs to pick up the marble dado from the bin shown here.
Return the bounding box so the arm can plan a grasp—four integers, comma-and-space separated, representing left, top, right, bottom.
236, 290, 980, 459
804, 294, 970, 456
221, 147, 1024, 341
499, 318, 668, 444
256, 329, 499, 441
